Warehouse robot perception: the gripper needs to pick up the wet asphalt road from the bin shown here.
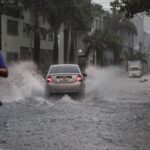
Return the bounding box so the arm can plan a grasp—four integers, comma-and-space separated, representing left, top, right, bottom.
0, 93, 150, 150
0, 65, 150, 150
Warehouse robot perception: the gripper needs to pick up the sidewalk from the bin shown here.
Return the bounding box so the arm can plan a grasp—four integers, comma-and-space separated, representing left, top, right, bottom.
141, 74, 150, 81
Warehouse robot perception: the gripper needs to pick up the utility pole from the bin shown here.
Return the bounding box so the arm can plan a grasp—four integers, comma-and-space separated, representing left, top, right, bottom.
33, 10, 40, 68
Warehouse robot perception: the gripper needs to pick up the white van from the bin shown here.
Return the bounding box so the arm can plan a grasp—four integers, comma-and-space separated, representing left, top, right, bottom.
128, 61, 142, 78
128, 66, 142, 78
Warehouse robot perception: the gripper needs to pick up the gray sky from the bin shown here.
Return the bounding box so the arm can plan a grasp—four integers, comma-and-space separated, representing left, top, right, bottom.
92, 0, 112, 10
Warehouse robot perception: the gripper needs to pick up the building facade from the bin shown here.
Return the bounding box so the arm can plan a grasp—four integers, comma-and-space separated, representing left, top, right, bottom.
131, 15, 144, 52
1, 10, 54, 74
129, 14, 150, 73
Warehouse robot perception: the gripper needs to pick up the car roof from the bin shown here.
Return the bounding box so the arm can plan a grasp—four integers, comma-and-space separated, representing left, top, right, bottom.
48, 64, 81, 75
50, 64, 79, 67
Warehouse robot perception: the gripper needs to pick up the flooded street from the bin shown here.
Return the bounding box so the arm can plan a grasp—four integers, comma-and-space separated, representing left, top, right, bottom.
0, 62, 150, 150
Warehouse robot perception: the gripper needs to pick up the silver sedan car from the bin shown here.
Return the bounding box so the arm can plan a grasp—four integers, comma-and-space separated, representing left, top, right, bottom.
45, 64, 87, 98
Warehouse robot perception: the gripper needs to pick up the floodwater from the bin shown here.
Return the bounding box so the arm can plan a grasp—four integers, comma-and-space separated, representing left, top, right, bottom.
0, 62, 150, 150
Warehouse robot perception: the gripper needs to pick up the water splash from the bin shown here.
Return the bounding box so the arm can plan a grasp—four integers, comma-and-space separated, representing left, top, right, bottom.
0, 61, 45, 103
85, 65, 150, 102
85, 66, 123, 98
0, 63, 149, 104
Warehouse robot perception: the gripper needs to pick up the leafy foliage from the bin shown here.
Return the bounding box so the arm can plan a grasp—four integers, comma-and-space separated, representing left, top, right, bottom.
21, 0, 48, 66
129, 51, 147, 63
110, 0, 150, 17
91, 3, 104, 20
84, 4, 136, 66
84, 28, 121, 65
19, 0, 92, 64
104, 11, 137, 34
44, 0, 92, 64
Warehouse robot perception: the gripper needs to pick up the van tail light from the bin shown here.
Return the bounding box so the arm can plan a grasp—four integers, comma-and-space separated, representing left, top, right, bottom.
47, 76, 53, 83
76, 75, 82, 82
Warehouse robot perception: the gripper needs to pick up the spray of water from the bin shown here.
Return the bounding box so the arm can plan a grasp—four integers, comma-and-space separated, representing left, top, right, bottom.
85, 66, 124, 100
0, 61, 45, 103
0, 62, 149, 104
85, 65, 150, 102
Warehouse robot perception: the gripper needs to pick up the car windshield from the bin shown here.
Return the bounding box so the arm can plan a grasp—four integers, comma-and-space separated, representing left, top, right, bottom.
49, 65, 80, 74
129, 67, 140, 71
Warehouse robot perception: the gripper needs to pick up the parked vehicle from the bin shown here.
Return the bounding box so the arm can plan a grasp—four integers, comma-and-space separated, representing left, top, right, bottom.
128, 60, 142, 78
45, 64, 87, 98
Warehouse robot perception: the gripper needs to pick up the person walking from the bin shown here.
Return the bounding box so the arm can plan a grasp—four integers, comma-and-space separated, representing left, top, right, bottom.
0, 51, 8, 106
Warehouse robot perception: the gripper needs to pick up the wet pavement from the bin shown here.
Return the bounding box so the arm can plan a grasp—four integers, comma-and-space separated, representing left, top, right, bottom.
0, 95, 150, 150
0, 64, 150, 150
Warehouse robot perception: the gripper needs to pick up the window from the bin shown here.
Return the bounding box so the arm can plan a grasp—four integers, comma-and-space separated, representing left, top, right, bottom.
7, 52, 18, 63
49, 65, 80, 74
23, 23, 31, 37
47, 29, 53, 41
20, 47, 32, 60
7, 20, 18, 35
40, 28, 47, 40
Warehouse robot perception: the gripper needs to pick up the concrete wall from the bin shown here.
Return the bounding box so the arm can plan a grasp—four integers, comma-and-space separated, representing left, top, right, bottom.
120, 31, 134, 50
1, 10, 53, 60
131, 15, 150, 73
131, 15, 144, 51
143, 32, 150, 72
144, 16, 150, 34
143, 32, 150, 53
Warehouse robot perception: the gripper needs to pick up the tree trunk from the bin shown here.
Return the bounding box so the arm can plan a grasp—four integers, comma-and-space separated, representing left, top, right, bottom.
64, 26, 71, 64
67, 26, 71, 63
130, 48, 133, 59
96, 49, 104, 66
53, 28, 59, 64
113, 49, 120, 65
33, 11, 40, 68
100, 51, 104, 66
69, 30, 77, 64
64, 29, 68, 63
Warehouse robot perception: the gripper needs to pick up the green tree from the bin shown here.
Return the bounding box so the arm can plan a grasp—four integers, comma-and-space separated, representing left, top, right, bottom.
44, 0, 65, 64
129, 51, 147, 63
83, 3, 105, 66
84, 29, 121, 66
104, 11, 137, 63
110, 0, 150, 17
84, 4, 123, 66
84, 29, 105, 66
104, 11, 137, 34
45, 0, 92, 64
22, 0, 47, 67
66, 0, 92, 64
91, 3, 104, 17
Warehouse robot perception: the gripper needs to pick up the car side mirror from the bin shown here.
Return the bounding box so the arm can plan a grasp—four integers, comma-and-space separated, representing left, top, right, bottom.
82, 73, 87, 77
